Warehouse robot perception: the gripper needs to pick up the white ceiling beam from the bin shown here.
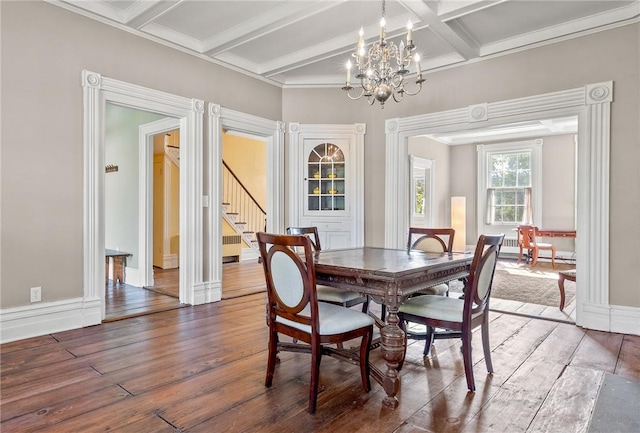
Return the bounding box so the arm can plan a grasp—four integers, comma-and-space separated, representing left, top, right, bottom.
203, 1, 348, 57
259, 14, 416, 77
397, 0, 479, 59
436, 0, 509, 21
124, 0, 183, 29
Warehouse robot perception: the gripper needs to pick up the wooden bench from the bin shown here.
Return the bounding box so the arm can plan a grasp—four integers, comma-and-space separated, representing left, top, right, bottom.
106, 249, 132, 285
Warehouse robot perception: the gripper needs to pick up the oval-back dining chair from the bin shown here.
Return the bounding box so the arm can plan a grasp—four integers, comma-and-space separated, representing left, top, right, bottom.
257, 232, 374, 414
399, 233, 504, 392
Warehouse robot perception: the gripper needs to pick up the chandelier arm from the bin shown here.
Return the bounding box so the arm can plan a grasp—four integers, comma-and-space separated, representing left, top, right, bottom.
343, 86, 367, 100
402, 79, 424, 97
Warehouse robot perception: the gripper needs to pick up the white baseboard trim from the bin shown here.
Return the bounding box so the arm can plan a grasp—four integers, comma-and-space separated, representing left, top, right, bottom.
193, 281, 221, 305
610, 305, 640, 335
579, 302, 640, 336
0, 297, 102, 344
240, 248, 259, 262
125, 267, 141, 287
162, 254, 179, 269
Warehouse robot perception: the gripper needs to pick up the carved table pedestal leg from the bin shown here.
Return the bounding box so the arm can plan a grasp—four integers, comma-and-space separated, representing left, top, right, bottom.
380, 306, 406, 409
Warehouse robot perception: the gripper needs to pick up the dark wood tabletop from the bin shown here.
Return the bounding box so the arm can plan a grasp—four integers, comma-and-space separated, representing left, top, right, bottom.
313, 246, 473, 302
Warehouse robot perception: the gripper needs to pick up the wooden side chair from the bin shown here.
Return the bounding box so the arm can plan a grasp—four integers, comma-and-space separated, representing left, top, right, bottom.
407, 227, 456, 296
257, 232, 374, 414
398, 233, 505, 392
517, 225, 556, 267
286, 227, 369, 312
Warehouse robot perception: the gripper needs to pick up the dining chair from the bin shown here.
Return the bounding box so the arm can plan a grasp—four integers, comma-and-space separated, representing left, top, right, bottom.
403, 227, 457, 354
286, 227, 369, 312
257, 232, 374, 414
517, 225, 556, 267
407, 227, 456, 296
398, 233, 504, 392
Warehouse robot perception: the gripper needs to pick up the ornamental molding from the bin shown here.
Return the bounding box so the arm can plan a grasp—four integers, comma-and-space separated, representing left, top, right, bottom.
468, 103, 488, 122
586, 81, 613, 104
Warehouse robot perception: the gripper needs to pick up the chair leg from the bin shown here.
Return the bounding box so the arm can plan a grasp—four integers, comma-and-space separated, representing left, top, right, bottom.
308, 342, 322, 414
517, 246, 523, 263
461, 332, 475, 392
423, 325, 435, 356
551, 247, 556, 268
359, 328, 373, 392
265, 329, 278, 387
481, 320, 493, 374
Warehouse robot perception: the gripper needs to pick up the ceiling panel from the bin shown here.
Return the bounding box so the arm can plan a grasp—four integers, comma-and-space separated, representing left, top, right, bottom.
52, 0, 640, 86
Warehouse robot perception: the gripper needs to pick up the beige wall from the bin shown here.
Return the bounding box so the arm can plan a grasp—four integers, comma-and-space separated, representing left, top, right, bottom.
222, 132, 267, 210
283, 23, 640, 307
408, 137, 451, 227
0, 1, 281, 308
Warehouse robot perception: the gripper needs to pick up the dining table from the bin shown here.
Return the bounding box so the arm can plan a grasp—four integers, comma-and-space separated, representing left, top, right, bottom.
313, 246, 473, 409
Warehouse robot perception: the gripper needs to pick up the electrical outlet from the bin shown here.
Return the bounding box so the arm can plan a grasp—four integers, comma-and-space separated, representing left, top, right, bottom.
30, 286, 42, 303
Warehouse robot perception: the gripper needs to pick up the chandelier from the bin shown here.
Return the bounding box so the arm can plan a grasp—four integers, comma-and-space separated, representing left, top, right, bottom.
342, 0, 424, 108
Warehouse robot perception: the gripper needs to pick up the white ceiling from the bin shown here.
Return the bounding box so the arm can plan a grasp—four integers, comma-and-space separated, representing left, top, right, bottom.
52, 0, 639, 88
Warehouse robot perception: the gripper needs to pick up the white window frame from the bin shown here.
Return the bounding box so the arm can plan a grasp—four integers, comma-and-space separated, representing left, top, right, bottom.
410, 155, 434, 227
477, 139, 543, 237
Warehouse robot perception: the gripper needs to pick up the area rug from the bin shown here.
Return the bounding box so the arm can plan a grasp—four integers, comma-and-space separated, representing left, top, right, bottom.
490, 261, 576, 307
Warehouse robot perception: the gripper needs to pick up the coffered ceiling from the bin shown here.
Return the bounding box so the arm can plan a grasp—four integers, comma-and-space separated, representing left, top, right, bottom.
51, 0, 639, 87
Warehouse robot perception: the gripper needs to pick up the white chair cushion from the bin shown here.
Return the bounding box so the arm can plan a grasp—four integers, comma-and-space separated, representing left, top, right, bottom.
399, 295, 483, 323
316, 285, 364, 303
416, 283, 449, 296
276, 302, 374, 336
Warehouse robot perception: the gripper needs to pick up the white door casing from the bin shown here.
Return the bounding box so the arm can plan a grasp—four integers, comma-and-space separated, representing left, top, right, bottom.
384, 82, 629, 334
207, 104, 285, 302
288, 123, 365, 249
83, 70, 204, 320
138, 117, 181, 289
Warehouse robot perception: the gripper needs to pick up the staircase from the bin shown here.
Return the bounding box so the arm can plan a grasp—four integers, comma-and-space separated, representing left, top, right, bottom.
222, 161, 265, 259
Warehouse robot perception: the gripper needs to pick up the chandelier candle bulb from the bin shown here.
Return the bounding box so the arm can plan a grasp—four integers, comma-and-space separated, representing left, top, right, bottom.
407, 21, 413, 43
346, 60, 351, 84
415, 54, 421, 76
380, 17, 385, 40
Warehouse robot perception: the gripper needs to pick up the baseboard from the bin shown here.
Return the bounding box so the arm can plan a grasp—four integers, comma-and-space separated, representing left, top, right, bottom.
610, 305, 640, 335
124, 267, 141, 287
0, 297, 102, 344
579, 302, 640, 336
240, 248, 259, 262
162, 254, 178, 269
193, 281, 222, 305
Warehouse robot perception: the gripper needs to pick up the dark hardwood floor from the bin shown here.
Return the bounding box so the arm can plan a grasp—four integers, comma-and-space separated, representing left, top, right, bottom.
105, 261, 266, 321
2, 264, 639, 432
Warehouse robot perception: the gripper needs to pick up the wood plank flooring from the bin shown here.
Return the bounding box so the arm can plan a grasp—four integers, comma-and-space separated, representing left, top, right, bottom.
2, 280, 639, 432
105, 261, 266, 321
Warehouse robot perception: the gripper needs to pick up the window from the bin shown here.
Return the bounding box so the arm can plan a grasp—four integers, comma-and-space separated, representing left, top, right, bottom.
487, 151, 531, 224
413, 170, 426, 215
477, 139, 542, 231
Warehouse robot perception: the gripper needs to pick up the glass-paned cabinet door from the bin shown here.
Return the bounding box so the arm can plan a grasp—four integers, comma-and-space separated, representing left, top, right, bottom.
306, 142, 346, 212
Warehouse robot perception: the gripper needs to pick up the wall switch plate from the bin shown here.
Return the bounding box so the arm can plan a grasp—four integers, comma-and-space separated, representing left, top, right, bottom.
30, 286, 42, 303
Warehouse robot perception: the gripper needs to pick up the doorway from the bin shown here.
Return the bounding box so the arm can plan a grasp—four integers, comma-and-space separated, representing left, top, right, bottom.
383, 82, 613, 332
82, 70, 205, 323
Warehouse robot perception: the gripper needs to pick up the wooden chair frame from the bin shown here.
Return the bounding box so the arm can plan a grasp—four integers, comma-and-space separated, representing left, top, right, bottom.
517, 225, 556, 267
286, 226, 369, 311
399, 234, 504, 392
258, 232, 373, 414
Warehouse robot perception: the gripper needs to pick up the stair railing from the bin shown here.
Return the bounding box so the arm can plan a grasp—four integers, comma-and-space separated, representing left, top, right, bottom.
222, 160, 266, 240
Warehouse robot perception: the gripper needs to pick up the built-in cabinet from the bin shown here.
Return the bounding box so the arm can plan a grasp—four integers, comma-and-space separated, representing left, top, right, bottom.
289, 124, 365, 249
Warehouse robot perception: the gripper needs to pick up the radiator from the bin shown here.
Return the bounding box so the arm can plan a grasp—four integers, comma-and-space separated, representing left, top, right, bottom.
502, 238, 519, 248
222, 235, 241, 261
